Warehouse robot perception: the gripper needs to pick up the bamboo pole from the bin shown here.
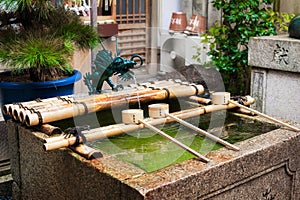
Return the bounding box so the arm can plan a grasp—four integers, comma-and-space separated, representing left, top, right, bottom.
3, 80, 191, 116
9, 97, 74, 122
44, 124, 117, 144
228, 100, 300, 132
43, 123, 144, 151
138, 119, 210, 162
69, 144, 103, 160
16, 101, 73, 123
4, 88, 151, 119
2, 95, 73, 116
24, 103, 81, 127
147, 82, 182, 90
10, 88, 155, 124
234, 107, 255, 116
44, 134, 67, 144
25, 90, 167, 127
43, 97, 255, 151
34, 124, 62, 136
165, 113, 240, 151
4, 81, 204, 124
25, 85, 204, 127
189, 96, 212, 105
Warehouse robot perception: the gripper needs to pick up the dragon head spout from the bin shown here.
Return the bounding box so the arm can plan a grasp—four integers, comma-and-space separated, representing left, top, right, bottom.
112, 54, 143, 81
84, 40, 144, 94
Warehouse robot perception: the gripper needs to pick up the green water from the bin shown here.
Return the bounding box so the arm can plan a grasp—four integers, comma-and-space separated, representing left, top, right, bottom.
51, 98, 279, 172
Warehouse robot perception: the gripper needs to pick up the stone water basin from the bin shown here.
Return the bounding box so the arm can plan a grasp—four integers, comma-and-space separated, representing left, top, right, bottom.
8, 98, 300, 199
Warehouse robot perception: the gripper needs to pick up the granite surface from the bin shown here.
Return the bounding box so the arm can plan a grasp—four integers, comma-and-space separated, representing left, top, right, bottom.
7, 117, 300, 199
0, 121, 9, 161
249, 35, 300, 73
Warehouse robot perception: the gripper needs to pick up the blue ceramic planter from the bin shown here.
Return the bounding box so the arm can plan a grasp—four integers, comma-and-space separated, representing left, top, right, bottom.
0, 70, 82, 106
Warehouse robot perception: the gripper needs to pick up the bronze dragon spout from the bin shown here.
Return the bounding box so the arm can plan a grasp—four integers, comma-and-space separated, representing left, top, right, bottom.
84, 41, 143, 94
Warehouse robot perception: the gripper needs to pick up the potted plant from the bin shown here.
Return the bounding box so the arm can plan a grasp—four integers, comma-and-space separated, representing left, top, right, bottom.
0, 0, 98, 107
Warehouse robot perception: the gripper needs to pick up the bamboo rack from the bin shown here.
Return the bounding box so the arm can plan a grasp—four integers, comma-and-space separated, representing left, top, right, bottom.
2, 95, 73, 117
2, 80, 204, 127
43, 96, 255, 151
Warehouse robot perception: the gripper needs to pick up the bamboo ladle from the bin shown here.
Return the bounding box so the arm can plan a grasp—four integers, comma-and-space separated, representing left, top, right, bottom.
211, 92, 300, 132
228, 99, 300, 132
122, 109, 210, 162
148, 103, 240, 151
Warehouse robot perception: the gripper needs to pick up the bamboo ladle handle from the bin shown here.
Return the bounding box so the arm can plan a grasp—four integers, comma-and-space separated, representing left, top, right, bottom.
165, 113, 240, 151
228, 100, 300, 132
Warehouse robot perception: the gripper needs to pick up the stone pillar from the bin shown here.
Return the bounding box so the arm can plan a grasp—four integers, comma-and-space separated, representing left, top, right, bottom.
181, 0, 222, 30
182, 0, 208, 18
181, 0, 193, 20
193, 0, 207, 16
249, 35, 300, 122
206, 0, 221, 29
280, 0, 300, 14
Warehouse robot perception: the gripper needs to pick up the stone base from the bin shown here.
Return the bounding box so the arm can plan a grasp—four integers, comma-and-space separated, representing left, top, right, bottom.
0, 121, 9, 161
7, 120, 300, 199
249, 35, 300, 122
251, 67, 300, 122
0, 95, 12, 198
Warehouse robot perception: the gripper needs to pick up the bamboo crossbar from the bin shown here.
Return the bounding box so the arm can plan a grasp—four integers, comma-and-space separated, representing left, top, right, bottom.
43, 96, 255, 151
